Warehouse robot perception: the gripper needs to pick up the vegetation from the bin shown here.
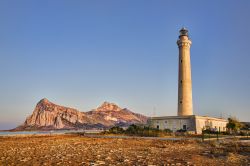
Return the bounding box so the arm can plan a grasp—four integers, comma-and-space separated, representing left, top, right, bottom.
176, 129, 187, 132
104, 124, 173, 137
202, 129, 220, 134
106, 120, 249, 138
198, 117, 249, 141
108, 126, 124, 134
226, 117, 244, 134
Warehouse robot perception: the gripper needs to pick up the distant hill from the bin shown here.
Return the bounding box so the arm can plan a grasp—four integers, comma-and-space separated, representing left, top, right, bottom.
14, 98, 148, 130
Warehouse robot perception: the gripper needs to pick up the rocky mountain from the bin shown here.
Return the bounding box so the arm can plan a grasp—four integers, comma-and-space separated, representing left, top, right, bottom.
15, 98, 148, 130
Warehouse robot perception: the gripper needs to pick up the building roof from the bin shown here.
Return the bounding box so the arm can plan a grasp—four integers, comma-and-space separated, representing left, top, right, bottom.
150, 115, 228, 122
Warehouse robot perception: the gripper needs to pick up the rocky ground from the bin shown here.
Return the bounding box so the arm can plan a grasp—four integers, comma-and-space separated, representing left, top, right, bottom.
0, 134, 249, 166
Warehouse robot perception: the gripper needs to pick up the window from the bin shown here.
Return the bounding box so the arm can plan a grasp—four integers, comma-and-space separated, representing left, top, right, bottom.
180, 101, 182, 104
157, 125, 159, 129
180, 60, 182, 63
165, 121, 168, 123
180, 80, 182, 84
183, 125, 187, 130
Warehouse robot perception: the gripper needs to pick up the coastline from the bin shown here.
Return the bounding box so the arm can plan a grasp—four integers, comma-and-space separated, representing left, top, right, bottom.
0, 129, 102, 136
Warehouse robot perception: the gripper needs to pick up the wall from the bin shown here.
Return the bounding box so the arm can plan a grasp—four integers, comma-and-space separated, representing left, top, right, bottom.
149, 116, 195, 132
195, 116, 228, 134
148, 116, 228, 134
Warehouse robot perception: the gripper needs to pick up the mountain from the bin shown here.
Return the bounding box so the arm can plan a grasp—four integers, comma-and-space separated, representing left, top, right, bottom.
15, 98, 148, 130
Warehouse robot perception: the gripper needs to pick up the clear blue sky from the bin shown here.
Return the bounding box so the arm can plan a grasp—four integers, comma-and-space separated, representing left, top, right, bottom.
0, 1, 250, 130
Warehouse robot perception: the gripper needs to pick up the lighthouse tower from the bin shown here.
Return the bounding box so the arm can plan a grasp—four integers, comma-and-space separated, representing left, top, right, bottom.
148, 28, 228, 134
177, 28, 193, 116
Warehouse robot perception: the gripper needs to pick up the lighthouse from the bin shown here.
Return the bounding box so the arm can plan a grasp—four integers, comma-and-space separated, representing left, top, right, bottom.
148, 28, 228, 134
177, 28, 193, 116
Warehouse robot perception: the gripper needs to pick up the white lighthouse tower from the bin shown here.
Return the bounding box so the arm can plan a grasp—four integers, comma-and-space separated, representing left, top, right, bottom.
177, 27, 193, 116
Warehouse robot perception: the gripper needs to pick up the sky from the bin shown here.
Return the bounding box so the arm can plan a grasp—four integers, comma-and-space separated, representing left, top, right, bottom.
0, 1, 250, 130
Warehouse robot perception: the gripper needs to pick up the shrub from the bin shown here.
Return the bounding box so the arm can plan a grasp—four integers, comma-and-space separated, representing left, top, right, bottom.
176, 129, 187, 132
125, 124, 142, 135
202, 129, 219, 134
239, 131, 247, 136
105, 124, 174, 137
108, 126, 124, 134
125, 124, 162, 137
164, 129, 173, 133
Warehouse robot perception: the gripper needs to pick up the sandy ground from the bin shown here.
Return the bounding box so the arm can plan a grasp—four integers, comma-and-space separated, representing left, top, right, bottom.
0, 134, 249, 166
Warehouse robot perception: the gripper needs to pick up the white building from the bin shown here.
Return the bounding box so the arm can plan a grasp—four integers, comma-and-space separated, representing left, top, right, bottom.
149, 115, 228, 134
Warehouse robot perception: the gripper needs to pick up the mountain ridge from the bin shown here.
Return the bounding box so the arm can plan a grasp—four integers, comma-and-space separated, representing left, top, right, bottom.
15, 98, 148, 130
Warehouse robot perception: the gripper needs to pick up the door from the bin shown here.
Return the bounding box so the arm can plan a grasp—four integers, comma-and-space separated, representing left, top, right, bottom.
183, 125, 187, 130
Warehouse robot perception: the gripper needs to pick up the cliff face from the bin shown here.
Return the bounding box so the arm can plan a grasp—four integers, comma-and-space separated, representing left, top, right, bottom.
17, 99, 147, 130
86, 102, 148, 127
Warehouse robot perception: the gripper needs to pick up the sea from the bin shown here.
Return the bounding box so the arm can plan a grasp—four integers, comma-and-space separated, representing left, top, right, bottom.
0, 130, 102, 136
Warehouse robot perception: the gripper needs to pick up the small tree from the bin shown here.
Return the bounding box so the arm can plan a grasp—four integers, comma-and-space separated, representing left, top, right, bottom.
226, 117, 243, 134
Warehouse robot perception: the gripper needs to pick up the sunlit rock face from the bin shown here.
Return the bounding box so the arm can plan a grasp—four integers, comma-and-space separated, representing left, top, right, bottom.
96, 102, 121, 112
16, 99, 148, 130
23, 98, 88, 129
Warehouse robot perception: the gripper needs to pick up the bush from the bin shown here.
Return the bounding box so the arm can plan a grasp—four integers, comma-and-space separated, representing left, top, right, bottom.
176, 129, 187, 132
239, 131, 248, 136
164, 129, 173, 133
125, 124, 143, 135
202, 129, 219, 134
220, 131, 230, 135
108, 126, 124, 134
125, 124, 163, 137
104, 124, 174, 137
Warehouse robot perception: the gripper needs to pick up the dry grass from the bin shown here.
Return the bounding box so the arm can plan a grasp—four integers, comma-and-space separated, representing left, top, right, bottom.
0, 134, 249, 165
204, 139, 250, 165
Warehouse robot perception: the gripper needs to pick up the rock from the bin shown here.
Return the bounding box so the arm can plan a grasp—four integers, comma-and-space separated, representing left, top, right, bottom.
96, 160, 105, 164
54, 116, 63, 129
14, 99, 148, 130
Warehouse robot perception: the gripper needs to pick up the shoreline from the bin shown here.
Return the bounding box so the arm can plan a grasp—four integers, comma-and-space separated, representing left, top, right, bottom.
0, 129, 101, 137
